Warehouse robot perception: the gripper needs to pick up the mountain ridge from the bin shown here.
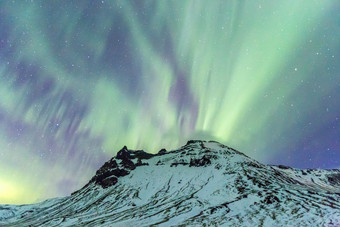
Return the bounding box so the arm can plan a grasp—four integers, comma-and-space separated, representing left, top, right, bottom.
1, 140, 340, 226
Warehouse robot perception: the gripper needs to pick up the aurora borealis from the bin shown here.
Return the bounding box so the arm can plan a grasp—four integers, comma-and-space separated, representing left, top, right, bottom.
0, 1, 339, 204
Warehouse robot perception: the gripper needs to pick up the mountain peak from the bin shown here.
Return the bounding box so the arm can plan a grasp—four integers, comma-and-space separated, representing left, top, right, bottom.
81, 140, 257, 190
1, 141, 340, 226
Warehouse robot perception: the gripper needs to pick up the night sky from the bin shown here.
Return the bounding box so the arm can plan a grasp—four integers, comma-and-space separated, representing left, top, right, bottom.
1, 1, 340, 204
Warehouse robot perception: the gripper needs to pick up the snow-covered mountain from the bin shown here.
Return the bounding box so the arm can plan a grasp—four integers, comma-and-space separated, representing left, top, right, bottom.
1, 140, 340, 226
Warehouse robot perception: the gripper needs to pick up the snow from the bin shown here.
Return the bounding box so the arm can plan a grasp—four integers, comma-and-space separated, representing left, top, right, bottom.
1, 140, 339, 226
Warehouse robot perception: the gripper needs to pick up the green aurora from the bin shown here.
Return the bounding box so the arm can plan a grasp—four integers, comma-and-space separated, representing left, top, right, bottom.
0, 1, 339, 204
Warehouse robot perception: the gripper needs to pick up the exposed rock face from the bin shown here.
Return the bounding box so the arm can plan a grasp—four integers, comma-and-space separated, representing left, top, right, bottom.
87, 159, 120, 188
328, 173, 340, 185
135, 158, 149, 166
100, 176, 118, 188
87, 146, 156, 188
263, 195, 281, 204
116, 146, 131, 160
1, 140, 340, 226
157, 148, 167, 155
189, 155, 212, 167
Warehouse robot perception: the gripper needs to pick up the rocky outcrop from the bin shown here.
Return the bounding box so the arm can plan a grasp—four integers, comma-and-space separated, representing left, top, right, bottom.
87, 146, 156, 188
328, 173, 340, 185
157, 148, 167, 155
189, 155, 211, 167
5, 141, 340, 227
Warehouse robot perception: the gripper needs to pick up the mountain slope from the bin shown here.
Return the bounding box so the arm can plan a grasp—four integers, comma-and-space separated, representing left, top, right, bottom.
1, 140, 340, 226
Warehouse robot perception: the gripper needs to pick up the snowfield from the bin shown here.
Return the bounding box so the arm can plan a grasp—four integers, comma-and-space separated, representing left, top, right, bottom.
1, 140, 340, 226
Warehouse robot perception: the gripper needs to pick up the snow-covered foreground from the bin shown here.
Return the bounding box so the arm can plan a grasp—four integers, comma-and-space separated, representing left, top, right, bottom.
1, 140, 340, 226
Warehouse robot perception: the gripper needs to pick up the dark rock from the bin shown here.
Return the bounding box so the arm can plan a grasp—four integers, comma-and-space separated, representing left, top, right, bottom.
156, 160, 164, 166
170, 162, 189, 167
328, 174, 340, 185
93, 168, 129, 182
277, 165, 291, 170
237, 186, 245, 193
263, 195, 280, 204
186, 140, 202, 145
136, 158, 142, 166
74, 145, 161, 190
110, 168, 129, 177
131, 150, 154, 160
121, 158, 136, 170
101, 176, 118, 188
246, 162, 262, 168
116, 147, 154, 160
215, 164, 221, 170
158, 149, 167, 155
203, 149, 212, 154
185, 140, 204, 149
136, 158, 149, 166
115, 146, 136, 170
89, 167, 129, 188
189, 155, 211, 167
116, 146, 131, 160
95, 160, 118, 175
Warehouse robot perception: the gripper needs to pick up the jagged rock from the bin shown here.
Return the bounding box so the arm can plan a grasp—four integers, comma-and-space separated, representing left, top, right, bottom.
328, 173, 340, 185
246, 161, 262, 168
90, 168, 129, 188
101, 176, 118, 188
116, 146, 131, 160
110, 168, 129, 177
121, 158, 136, 170
2, 140, 340, 227
263, 195, 281, 204
186, 140, 202, 145
86, 147, 155, 188
158, 148, 167, 155
277, 165, 291, 170
189, 155, 211, 167
131, 150, 154, 160
95, 160, 118, 175
136, 158, 149, 166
